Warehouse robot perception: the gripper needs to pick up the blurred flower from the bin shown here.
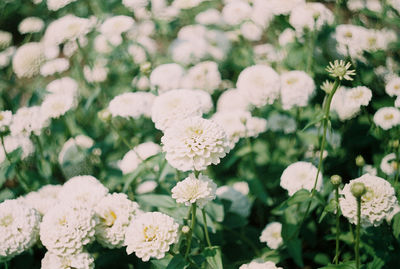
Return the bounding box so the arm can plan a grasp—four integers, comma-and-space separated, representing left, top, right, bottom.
0, 30, 12, 49
40, 58, 69, 77
280, 70, 315, 110
0, 135, 34, 164
181, 61, 221, 94
47, 0, 78, 11
149, 63, 184, 93
380, 153, 397, 176
41, 251, 94, 269
373, 107, 400, 130
0, 110, 12, 131
12, 42, 45, 78
260, 222, 283, 249
280, 161, 322, 196
18, 17, 44, 34
217, 89, 250, 112
118, 142, 161, 175
217, 186, 251, 217
240, 260, 283, 269
330, 86, 372, 121
108, 92, 155, 119
19, 185, 62, 216
289, 3, 334, 33
385, 76, 400, 97
136, 181, 158, 194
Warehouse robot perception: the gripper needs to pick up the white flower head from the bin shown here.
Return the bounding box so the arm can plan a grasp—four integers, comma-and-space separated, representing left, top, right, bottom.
41, 251, 94, 269
109, 92, 155, 119
0, 135, 34, 164
136, 181, 158, 194
240, 260, 283, 269
40, 58, 70, 77
181, 61, 221, 94
47, 0, 78, 10
149, 63, 185, 93
0, 30, 12, 49
95, 193, 141, 248
118, 142, 161, 175
339, 174, 399, 227
217, 89, 250, 112
289, 3, 334, 33
237, 65, 281, 108
172, 173, 217, 208
373, 107, 400, 130
0, 110, 12, 131
12, 42, 45, 78
46, 77, 78, 97
20, 185, 62, 216
222, 0, 252, 26
10, 106, 50, 136
40, 203, 97, 256
0, 200, 40, 258
385, 76, 400, 97
240, 21, 263, 41
18, 17, 44, 34
260, 222, 283, 249
161, 117, 231, 171
331, 86, 372, 121
280, 71, 315, 110
216, 186, 251, 217
124, 212, 179, 261
380, 153, 397, 176
280, 161, 323, 196
100, 15, 135, 40
41, 92, 76, 119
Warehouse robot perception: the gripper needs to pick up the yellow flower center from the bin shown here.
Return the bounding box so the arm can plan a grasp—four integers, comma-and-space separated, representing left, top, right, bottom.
58, 216, 67, 226
394, 84, 400, 90
344, 31, 353, 38
101, 210, 117, 227
0, 114, 3, 121
286, 77, 298, 85
143, 225, 158, 241
384, 113, 394, 121
0, 214, 13, 227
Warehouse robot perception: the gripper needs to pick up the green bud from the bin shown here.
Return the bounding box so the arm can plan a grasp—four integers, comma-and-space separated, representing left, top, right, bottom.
98, 109, 111, 123
181, 225, 190, 234
350, 182, 366, 198
355, 155, 365, 167
330, 175, 342, 186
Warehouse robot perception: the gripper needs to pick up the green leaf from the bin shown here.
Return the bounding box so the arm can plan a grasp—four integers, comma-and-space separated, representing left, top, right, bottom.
392, 212, 400, 240
136, 194, 177, 209
166, 254, 186, 269
287, 238, 304, 267
204, 246, 223, 269
205, 201, 224, 222
301, 113, 324, 132
151, 254, 173, 268
319, 261, 356, 269
319, 199, 337, 223
122, 163, 146, 192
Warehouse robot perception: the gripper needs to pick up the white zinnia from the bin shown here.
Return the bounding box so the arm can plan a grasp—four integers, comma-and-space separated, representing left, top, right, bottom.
124, 212, 179, 261
380, 153, 397, 176
0, 110, 12, 131
0, 30, 12, 49
41, 92, 76, 119
40, 58, 70, 77
240, 261, 283, 269
280, 71, 315, 110
0, 135, 34, 164
46, 77, 78, 97
280, 161, 322, 196
339, 174, 399, 227
108, 92, 155, 119
373, 107, 400, 130
217, 89, 250, 112
222, 0, 252, 26
260, 222, 283, 249
10, 106, 49, 136
289, 3, 334, 34
19, 185, 62, 216
149, 63, 184, 93
118, 142, 161, 175
237, 65, 281, 108
385, 76, 400, 97
181, 61, 221, 94
161, 117, 230, 171
0, 200, 40, 258
172, 173, 217, 208
41, 251, 94, 269
18, 17, 44, 34
100, 15, 135, 42
12, 42, 45, 78
331, 86, 372, 121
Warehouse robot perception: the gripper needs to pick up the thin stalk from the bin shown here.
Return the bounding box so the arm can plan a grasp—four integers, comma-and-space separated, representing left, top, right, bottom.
185, 204, 197, 259
4, 261, 8, 269
202, 209, 212, 247
110, 123, 133, 150
355, 197, 362, 269
32, 135, 45, 160
394, 145, 400, 187
334, 186, 340, 264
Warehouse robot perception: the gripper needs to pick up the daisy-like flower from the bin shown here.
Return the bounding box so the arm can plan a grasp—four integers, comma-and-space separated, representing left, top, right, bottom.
41, 92, 76, 119
280, 161, 323, 196
124, 212, 179, 261
0, 30, 12, 49
18, 17, 44, 34
149, 63, 185, 93
217, 89, 250, 112
19, 185, 62, 216
172, 173, 217, 208
0, 200, 40, 258
326, 60, 356, 81
280, 70, 315, 110
260, 222, 283, 249
161, 117, 231, 171
40, 203, 97, 256
339, 174, 399, 227
12, 42, 45, 78
373, 107, 400, 130
385, 76, 400, 97
95, 193, 141, 248
40, 58, 70, 77
0, 110, 12, 131
108, 92, 155, 119
41, 251, 94, 269
321, 80, 335, 94
380, 153, 397, 176
216, 186, 251, 217
240, 261, 283, 269
118, 142, 161, 175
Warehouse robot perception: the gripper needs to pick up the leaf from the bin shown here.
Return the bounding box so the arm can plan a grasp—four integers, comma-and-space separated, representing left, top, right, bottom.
286, 238, 304, 267
205, 201, 224, 222
392, 212, 400, 240
151, 254, 173, 268
166, 254, 186, 269
319, 261, 356, 269
319, 199, 337, 223
136, 194, 177, 209
301, 113, 325, 132
204, 246, 223, 269
122, 163, 146, 192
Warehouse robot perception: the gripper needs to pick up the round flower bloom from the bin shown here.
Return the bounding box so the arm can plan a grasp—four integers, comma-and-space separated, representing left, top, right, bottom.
10, 106, 50, 136
58, 175, 109, 208
280, 71, 315, 110
331, 86, 372, 121
100, 16, 135, 40
195, 8, 223, 25
0, 46, 15, 68
18, 17, 44, 34
216, 186, 251, 217
12, 42, 45, 78
172, 173, 217, 208
83, 61, 108, 83
279, 28, 296, 46
339, 174, 399, 227
124, 212, 179, 261
108, 92, 155, 119
136, 181, 158, 194
40, 58, 70, 77
19, 185, 62, 216
217, 89, 250, 112
41, 92, 76, 119
334, 24, 367, 59
58, 135, 94, 165
0, 200, 40, 258
46, 77, 78, 97
151, 89, 203, 131
233, 181, 250, 195
385, 76, 400, 97
40, 203, 97, 256
185, 89, 213, 114
0, 110, 12, 131
240, 261, 283, 269
41, 251, 94, 269
222, 0, 252, 26
240, 21, 263, 41
260, 222, 283, 249
380, 153, 397, 176
161, 117, 230, 171
373, 107, 400, 130
0, 30, 12, 49
289, 3, 334, 33
47, 0, 78, 10
95, 193, 141, 248
149, 63, 185, 93
181, 61, 221, 94
280, 161, 323, 196
118, 142, 161, 175
0, 135, 34, 164
237, 65, 280, 108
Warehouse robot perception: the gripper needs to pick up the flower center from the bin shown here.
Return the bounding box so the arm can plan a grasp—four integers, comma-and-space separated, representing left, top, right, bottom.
0, 214, 13, 227
0, 114, 3, 121
101, 210, 117, 227
344, 31, 353, 38
286, 77, 298, 85
384, 113, 394, 121
394, 84, 400, 90
58, 216, 67, 226
362, 187, 374, 202
143, 225, 158, 241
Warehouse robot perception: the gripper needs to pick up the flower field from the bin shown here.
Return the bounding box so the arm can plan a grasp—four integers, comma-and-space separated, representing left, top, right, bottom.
1, 0, 400, 268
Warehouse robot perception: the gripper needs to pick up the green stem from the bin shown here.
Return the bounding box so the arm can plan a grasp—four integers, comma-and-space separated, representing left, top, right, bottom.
202, 209, 212, 247
32, 135, 45, 160
334, 186, 340, 264
306, 30, 316, 75
185, 204, 197, 260
110, 122, 133, 150
394, 145, 400, 187
355, 197, 362, 269
4, 261, 8, 269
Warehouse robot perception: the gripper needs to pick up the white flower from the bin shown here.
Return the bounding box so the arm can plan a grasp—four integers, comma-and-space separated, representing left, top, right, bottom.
222, 0, 252, 26
0, 110, 12, 131
334, 24, 367, 59
58, 175, 109, 208
385, 76, 400, 97
289, 3, 334, 33
83, 62, 108, 83
100, 15, 135, 41
58, 135, 94, 165
0, 30, 12, 49
108, 92, 155, 119
172, 0, 204, 9
237, 65, 281, 108
47, 0, 78, 10
12, 42, 45, 78
339, 174, 399, 227
151, 89, 203, 131
136, 181, 158, 194
40, 203, 97, 256
128, 44, 147, 64
149, 63, 185, 93
253, 44, 284, 64
41, 92, 76, 119
181, 61, 221, 94
0, 135, 34, 164
280, 161, 322, 196
267, 0, 305, 15
19, 185, 62, 216
251, 0, 274, 28
161, 117, 230, 171
233, 181, 249, 195
380, 153, 397, 176
46, 77, 78, 97
132, 75, 150, 91
331, 86, 372, 121
94, 34, 113, 54
373, 107, 400, 130
10, 106, 50, 136
124, 212, 179, 261
40, 58, 70, 77
0, 200, 40, 258
216, 186, 251, 217
172, 173, 217, 208
18, 17, 44, 34
240, 261, 283, 269
260, 222, 283, 249
280, 71, 315, 110
185, 89, 213, 114
240, 21, 263, 41
41, 251, 94, 269
95, 193, 141, 248
279, 28, 296, 46
217, 89, 250, 112
118, 142, 161, 175
195, 9, 222, 25
267, 113, 297, 134
0, 46, 15, 68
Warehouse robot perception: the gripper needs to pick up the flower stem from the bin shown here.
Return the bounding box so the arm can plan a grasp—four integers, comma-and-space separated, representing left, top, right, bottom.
394, 145, 400, 187
355, 196, 362, 269
32, 134, 45, 160
110, 122, 133, 150
334, 186, 340, 264
306, 30, 316, 75
185, 204, 197, 260
202, 209, 212, 247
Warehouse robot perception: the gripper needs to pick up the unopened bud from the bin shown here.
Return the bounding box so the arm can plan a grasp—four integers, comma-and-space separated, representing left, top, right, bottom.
355, 155, 365, 167
350, 182, 366, 198
140, 62, 152, 74
98, 109, 111, 122
182, 225, 190, 234
330, 175, 342, 186
392, 140, 399, 149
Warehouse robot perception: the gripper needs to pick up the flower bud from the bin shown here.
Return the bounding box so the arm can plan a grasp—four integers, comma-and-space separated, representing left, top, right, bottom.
140, 61, 151, 75
181, 225, 190, 234
350, 182, 366, 198
330, 175, 342, 186
98, 109, 111, 122
355, 155, 365, 167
